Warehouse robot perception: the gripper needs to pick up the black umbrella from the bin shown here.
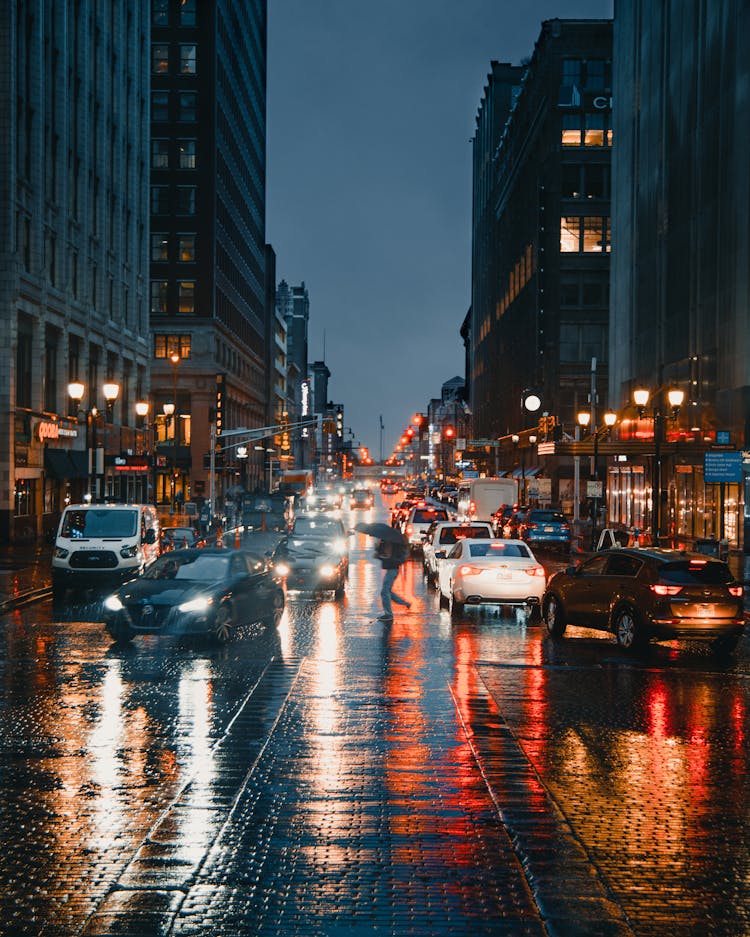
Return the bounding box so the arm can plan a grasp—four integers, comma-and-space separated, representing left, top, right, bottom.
354, 522, 407, 544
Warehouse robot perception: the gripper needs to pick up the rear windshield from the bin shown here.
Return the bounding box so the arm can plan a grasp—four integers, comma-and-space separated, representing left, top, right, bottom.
469, 542, 531, 558
413, 509, 448, 524
529, 511, 566, 523
440, 526, 491, 544
659, 560, 733, 585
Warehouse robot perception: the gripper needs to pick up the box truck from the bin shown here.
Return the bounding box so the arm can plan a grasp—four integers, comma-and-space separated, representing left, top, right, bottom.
456, 477, 518, 523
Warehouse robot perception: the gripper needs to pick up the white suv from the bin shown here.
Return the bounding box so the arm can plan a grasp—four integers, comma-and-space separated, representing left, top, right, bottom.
402, 503, 451, 551
422, 521, 493, 587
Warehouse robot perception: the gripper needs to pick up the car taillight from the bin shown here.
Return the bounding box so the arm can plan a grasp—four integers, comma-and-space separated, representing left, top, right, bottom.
525, 522, 537, 530
728, 585, 744, 597
458, 565, 484, 577
650, 584, 683, 596
469, 501, 476, 515
523, 565, 546, 577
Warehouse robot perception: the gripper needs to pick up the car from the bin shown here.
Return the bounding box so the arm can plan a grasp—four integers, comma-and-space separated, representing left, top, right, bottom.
501, 506, 529, 539
422, 521, 494, 587
402, 503, 451, 551
272, 531, 348, 598
380, 481, 399, 494
436, 538, 546, 618
543, 548, 746, 652
490, 505, 513, 537
291, 515, 350, 570
350, 488, 375, 510
517, 509, 572, 551
101, 548, 285, 644
160, 526, 206, 551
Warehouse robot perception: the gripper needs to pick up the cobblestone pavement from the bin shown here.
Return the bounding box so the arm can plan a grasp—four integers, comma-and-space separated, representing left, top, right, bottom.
2, 515, 750, 935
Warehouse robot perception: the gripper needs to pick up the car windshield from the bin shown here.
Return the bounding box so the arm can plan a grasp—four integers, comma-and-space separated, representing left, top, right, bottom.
413, 510, 448, 524
294, 519, 342, 534
146, 553, 230, 581
61, 508, 139, 538
659, 560, 733, 585
164, 528, 194, 540
469, 542, 531, 558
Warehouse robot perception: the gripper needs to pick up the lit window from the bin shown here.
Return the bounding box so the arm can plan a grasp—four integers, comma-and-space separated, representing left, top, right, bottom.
150, 281, 168, 315
180, 44, 196, 75
178, 281, 196, 314
155, 334, 191, 359
151, 139, 169, 169
584, 113, 606, 146
178, 235, 196, 262
582, 217, 605, 253
151, 44, 169, 74
178, 140, 196, 169
561, 114, 582, 147
560, 217, 580, 253
151, 234, 169, 262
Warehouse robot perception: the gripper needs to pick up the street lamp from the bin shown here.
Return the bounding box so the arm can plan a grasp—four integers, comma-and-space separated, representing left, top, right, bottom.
633, 385, 685, 543
68, 380, 120, 502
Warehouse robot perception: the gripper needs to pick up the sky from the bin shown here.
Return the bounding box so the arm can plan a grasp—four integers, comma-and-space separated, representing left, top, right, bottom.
266, 0, 613, 457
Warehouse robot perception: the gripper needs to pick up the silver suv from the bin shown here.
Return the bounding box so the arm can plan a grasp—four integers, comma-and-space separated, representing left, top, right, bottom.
422, 521, 493, 587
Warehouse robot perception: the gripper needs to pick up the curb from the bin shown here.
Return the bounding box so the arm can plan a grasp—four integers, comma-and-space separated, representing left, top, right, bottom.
0, 586, 53, 614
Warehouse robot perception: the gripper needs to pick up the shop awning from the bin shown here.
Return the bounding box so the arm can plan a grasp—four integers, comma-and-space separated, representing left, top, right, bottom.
44, 449, 89, 480
512, 465, 542, 478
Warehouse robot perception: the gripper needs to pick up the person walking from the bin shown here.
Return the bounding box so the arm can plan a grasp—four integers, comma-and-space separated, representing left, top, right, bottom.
375, 533, 411, 621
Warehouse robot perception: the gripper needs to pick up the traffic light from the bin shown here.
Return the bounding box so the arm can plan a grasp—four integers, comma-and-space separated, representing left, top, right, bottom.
443, 426, 455, 439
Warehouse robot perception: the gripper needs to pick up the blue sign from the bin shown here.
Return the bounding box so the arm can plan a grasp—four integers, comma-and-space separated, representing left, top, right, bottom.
716, 430, 731, 445
704, 451, 742, 483
462, 470, 479, 478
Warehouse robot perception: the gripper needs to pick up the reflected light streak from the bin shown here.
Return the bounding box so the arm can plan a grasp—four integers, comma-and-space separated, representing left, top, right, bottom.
176, 659, 215, 851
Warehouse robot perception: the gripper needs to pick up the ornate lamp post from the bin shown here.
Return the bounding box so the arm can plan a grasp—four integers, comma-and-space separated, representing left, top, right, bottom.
68, 380, 120, 502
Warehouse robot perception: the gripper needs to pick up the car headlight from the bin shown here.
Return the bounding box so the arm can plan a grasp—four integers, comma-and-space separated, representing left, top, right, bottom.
120, 544, 139, 558
178, 595, 213, 613
275, 563, 290, 577
103, 595, 124, 612
53, 546, 69, 559
319, 564, 335, 577
331, 538, 346, 553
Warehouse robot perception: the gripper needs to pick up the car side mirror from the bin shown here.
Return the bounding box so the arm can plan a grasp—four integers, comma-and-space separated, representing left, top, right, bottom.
144, 528, 156, 545
435, 550, 446, 559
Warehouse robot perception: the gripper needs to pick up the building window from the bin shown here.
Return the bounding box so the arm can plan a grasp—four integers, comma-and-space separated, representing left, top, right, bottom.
178, 92, 197, 121
178, 281, 196, 314
151, 91, 169, 121
152, 0, 168, 25
561, 114, 582, 147
562, 59, 582, 86
180, 0, 197, 25
16, 324, 33, 409
151, 44, 169, 74
178, 235, 196, 261
559, 278, 579, 306
151, 186, 170, 214
561, 164, 609, 199
44, 329, 58, 413
179, 44, 196, 75
584, 113, 606, 147
559, 322, 608, 363
155, 334, 191, 359
150, 280, 168, 315
14, 479, 35, 518
176, 186, 196, 214
178, 139, 196, 169
151, 234, 169, 262
560, 216, 611, 253
584, 59, 609, 90
151, 139, 169, 169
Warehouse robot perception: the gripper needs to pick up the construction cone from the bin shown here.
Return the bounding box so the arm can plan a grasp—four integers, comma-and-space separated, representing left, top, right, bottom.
216, 525, 224, 548
234, 525, 241, 549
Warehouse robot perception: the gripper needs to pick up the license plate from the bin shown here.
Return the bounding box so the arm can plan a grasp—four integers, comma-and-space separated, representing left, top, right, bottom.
544, 526, 554, 532
496, 572, 512, 580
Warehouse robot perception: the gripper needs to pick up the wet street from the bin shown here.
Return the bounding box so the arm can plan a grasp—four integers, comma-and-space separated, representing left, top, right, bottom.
3, 510, 750, 935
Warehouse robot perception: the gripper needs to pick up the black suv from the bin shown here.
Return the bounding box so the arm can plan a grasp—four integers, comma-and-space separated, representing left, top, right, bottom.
543, 548, 745, 653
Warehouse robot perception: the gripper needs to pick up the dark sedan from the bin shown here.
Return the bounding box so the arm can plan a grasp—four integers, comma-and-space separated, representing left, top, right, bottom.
272, 533, 347, 599
543, 548, 745, 652
102, 548, 285, 644
160, 526, 206, 551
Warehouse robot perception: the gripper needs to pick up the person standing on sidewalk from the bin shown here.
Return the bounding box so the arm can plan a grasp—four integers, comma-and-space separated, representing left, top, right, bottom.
375, 533, 410, 621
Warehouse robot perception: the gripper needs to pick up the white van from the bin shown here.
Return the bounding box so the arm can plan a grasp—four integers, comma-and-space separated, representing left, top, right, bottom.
456, 478, 518, 523
52, 503, 160, 598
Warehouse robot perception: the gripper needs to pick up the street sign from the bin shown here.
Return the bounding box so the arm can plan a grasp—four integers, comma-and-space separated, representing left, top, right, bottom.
704, 450, 742, 483
586, 480, 603, 498
467, 439, 500, 448
716, 430, 730, 445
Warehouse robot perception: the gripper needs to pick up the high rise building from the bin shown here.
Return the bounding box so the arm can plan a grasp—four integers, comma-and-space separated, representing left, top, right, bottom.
0, 2, 151, 543
609, 0, 750, 545
276, 280, 311, 467
149, 0, 268, 508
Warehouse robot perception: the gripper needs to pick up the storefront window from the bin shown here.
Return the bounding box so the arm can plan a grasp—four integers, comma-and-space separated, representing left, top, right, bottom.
14, 479, 35, 517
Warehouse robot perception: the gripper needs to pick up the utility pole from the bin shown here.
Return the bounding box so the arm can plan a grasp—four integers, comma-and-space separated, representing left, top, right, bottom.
379, 414, 384, 463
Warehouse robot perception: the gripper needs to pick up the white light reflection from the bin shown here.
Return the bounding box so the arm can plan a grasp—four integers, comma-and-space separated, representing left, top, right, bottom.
175, 659, 216, 853
87, 659, 128, 845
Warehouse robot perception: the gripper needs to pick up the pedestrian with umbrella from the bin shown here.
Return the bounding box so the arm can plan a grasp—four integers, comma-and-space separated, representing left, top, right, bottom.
355, 522, 411, 621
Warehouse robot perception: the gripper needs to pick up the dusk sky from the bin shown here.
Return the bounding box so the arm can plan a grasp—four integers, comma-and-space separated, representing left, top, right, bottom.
266, 0, 613, 457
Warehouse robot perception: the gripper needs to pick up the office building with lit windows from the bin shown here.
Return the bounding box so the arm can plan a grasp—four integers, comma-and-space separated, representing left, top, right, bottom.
149, 0, 268, 506
0, 2, 151, 543
470, 19, 613, 459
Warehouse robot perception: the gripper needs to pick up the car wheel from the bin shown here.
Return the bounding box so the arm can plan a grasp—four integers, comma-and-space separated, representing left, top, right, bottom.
438, 587, 448, 609
449, 590, 464, 619
212, 602, 234, 643
262, 589, 285, 627
106, 622, 134, 644
544, 594, 567, 638
334, 578, 345, 599
613, 605, 643, 650
712, 634, 740, 655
